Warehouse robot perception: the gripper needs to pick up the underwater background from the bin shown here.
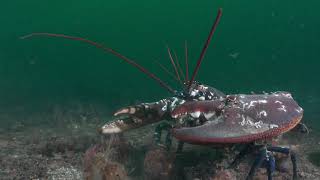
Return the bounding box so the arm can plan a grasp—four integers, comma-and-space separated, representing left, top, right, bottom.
1, 0, 319, 130
0, 0, 320, 179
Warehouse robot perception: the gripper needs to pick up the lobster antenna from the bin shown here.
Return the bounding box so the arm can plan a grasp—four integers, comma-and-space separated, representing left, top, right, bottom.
185, 40, 189, 83
20, 33, 175, 94
173, 50, 186, 82
188, 8, 222, 90
153, 60, 179, 82
166, 45, 182, 84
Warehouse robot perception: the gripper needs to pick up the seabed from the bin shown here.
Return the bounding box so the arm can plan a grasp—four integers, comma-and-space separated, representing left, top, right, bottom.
0, 113, 319, 180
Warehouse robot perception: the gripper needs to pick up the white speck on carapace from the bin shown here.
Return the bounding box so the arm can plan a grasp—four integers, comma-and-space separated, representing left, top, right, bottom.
247, 101, 257, 109
240, 115, 246, 126
179, 100, 186, 104
242, 102, 249, 110
269, 124, 279, 129
161, 104, 168, 111
190, 90, 199, 97
258, 100, 268, 104
275, 100, 283, 104
170, 97, 179, 109
257, 110, 268, 118
253, 121, 263, 128
236, 113, 241, 118
282, 93, 293, 98
239, 116, 264, 129
198, 85, 208, 90
295, 107, 303, 113
277, 105, 287, 112
247, 100, 267, 109
204, 112, 215, 119
190, 111, 201, 118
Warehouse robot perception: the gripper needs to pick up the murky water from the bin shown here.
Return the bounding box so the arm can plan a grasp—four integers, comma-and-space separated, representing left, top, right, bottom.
0, 0, 319, 179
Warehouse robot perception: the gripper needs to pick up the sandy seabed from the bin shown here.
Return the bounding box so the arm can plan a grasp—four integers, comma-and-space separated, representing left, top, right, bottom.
0, 123, 320, 180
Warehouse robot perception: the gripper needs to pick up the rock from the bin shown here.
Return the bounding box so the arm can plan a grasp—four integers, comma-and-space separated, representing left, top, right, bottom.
83, 143, 128, 180
144, 148, 175, 180
212, 169, 236, 180
276, 154, 291, 173
84, 151, 127, 180
85, 157, 127, 180
298, 171, 314, 179
104, 134, 132, 164
101, 161, 127, 180
299, 171, 306, 177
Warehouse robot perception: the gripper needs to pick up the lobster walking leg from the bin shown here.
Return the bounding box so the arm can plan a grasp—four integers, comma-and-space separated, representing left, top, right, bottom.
267, 146, 298, 180
246, 146, 297, 180
154, 121, 173, 149
165, 128, 173, 150
176, 141, 185, 153
291, 153, 298, 180
266, 153, 276, 180
246, 147, 267, 180
230, 144, 253, 168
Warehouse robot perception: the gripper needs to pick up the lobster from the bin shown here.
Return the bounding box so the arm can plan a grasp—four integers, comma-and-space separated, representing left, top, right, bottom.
22, 8, 305, 180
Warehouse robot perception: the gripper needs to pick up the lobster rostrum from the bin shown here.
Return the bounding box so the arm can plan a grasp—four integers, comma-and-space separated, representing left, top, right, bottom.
22, 8, 305, 180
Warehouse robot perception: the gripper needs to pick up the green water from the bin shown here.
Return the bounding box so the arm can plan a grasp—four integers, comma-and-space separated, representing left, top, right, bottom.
0, 0, 319, 130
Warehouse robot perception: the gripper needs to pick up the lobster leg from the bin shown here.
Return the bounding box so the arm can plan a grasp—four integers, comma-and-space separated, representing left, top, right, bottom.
230, 144, 253, 168
165, 128, 173, 150
154, 121, 173, 150
267, 146, 298, 180
291, 153, 298, 180
176, 141, 185, 153
291, 122, 309, 134
244, 145, 298, 180
266, 152, 276, 180
246, 147, 266, 180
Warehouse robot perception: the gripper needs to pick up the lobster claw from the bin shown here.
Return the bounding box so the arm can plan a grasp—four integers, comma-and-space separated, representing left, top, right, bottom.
100, 101, 169, 134
171, 100, 225, 120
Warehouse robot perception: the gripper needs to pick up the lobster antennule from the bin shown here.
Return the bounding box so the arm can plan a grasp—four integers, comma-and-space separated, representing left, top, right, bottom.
188, 8, 223, 90
173, 50, 186, 82
166, 45, 182, 84
154, 60, 179, 82
20, 33, 175, 94
185, 40, 189, 83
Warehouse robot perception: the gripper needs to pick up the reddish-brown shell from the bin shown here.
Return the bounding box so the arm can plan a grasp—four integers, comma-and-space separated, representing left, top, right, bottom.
172, 92, 303, 144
